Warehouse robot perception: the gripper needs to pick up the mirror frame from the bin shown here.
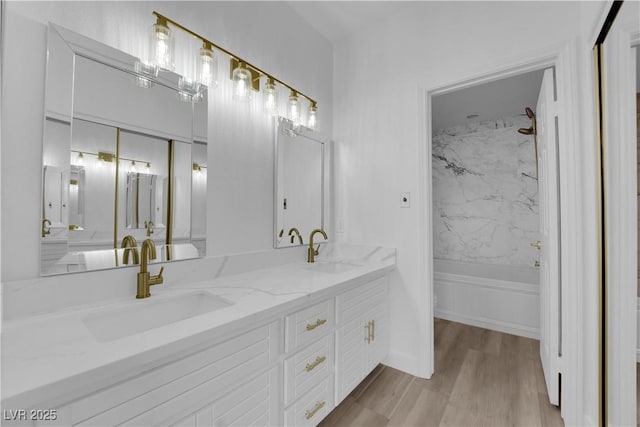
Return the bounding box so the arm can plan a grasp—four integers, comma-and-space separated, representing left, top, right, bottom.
273, 117, 331, 249
40, 23, 207, 275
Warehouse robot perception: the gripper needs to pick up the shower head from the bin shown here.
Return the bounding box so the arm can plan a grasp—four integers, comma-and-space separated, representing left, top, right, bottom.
518, 126, 534, 135
525, 107, 535, 119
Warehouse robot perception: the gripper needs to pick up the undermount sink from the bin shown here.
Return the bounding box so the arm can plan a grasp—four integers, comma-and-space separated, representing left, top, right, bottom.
307, 261, 361, 274
83, 291, 233, 342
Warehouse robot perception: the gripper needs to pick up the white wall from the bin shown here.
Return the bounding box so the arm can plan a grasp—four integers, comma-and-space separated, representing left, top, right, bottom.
333, 1, 604, 424
1, 1, 333, 282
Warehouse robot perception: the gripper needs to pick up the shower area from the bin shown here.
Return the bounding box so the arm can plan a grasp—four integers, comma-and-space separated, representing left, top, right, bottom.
431, 69, 545, 338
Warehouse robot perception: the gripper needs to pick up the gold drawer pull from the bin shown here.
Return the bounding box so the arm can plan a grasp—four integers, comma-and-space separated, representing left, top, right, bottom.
306, 318, 327, 331
305, 401, 326, 420
306, 355, 327, 372
371, 319, 375, 341
365, 322, 371, 343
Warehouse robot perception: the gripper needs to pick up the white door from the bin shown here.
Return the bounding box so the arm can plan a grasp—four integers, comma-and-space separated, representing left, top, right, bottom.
536, 68, 561, 405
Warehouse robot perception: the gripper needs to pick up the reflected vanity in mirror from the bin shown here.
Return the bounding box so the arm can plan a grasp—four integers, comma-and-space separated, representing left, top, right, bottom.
40, 23, 207, 275
274, 117, 330, 248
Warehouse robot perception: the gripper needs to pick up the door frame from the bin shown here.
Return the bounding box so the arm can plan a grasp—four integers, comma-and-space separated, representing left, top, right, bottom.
602, 19, 640, 425
417, 41, 584, 424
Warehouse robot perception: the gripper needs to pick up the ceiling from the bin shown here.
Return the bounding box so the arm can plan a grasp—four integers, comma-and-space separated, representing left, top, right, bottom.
286, 1, 411, 44
431, 69, 545, 132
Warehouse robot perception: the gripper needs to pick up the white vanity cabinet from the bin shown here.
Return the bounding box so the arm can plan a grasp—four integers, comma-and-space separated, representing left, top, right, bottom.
335, 277, 390, 403
10, 272, 391, 427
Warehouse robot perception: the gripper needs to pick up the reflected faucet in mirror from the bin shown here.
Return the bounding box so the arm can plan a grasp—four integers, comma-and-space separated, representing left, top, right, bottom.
307, 228, 328, 263
288, 227, 304, 245
136, 239, 164, 299
121, 235, 139, 265
145, 220, 154, 237
41, 218, 51, 238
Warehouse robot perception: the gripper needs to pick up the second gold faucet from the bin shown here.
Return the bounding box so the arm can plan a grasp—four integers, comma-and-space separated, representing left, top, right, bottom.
308, 229, 328, 263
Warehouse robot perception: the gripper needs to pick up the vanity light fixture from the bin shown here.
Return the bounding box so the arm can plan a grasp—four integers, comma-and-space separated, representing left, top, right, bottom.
147, 11, 318, 125
289, 90, 300, 124
232, 61, 253, 101
197, 41, 217, 87
149, 15, 175, 71
134, 60, 158, 88
308, 101, 318, 130
263, 77, 278, 114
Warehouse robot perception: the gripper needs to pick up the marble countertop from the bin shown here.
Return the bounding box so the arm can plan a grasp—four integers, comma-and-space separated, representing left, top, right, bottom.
1, 245, 395, 408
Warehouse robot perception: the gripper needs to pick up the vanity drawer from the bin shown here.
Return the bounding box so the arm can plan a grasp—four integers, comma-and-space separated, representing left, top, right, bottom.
283, 376, 334, 427
285, 299, 334, 352
284, 333, 334, 405
336, 277, 387, 325
70, 322, 280, 426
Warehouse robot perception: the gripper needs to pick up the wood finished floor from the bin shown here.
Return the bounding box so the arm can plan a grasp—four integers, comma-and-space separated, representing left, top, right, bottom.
319, 319, 564, 427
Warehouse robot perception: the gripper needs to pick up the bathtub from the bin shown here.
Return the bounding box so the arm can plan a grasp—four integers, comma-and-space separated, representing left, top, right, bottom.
433, 258, 540, 339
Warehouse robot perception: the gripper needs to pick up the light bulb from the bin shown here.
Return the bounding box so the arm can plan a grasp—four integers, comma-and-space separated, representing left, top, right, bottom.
232, 62, 252, 102
197, 43, 217, 88
263, 77, 278, 114
308, 102, 318, 130
149, 17, 174, 70
289, 91, 300, 124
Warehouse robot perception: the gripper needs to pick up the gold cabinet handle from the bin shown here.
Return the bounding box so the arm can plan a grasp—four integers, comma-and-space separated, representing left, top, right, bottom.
306, 318, 327, 331
305, 401, 326, 420
365, 322, 371, 343
305, 356, 326, 372
371, 320, 375, 341
530, 240, 542, 250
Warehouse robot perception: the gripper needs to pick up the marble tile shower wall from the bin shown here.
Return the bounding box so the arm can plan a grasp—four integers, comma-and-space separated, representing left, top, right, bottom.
432, 115, 540, 268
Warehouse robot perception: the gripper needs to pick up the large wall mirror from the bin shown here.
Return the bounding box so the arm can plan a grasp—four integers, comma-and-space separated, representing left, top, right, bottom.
274, 117, 330, 248
40, 23, 207, 275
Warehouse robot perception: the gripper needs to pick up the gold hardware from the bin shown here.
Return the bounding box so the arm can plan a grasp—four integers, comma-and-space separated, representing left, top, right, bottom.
192, 162, 202, 172
151, 11, 317, 106
68, 224, 81, 230
305, 356, 326, 372
372, 319, 375, 341
41, 218, 51, 238
305, 401, 325, 420
307, 228, 328, 263
530, 240, 542, 250
166, 140, 174, 246
98, 151, 115, 162
121, 235, 139, 265
306, 318, 327, 331
145, 220, 154, 237
70, 179, 78, 186
278, 229, 284, 238
365, 322, 371, 343
136, 238, 164, 298
288, 227, 304, 245
534, 260, 541, 268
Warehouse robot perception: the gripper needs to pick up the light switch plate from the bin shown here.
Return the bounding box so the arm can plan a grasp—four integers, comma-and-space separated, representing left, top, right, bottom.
400, 192, 410, 208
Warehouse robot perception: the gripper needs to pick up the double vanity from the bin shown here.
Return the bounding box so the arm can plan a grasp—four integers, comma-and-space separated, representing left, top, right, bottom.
2, 245, 395, 426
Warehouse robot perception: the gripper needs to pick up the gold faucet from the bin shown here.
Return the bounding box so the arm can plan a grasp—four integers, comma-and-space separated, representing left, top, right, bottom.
145, 220, 154, 237
121, 235, 139, 265
307, 229, 328, 263
136, 238, 164, 299
41, 218, 51, 238
288, 227, 304, 245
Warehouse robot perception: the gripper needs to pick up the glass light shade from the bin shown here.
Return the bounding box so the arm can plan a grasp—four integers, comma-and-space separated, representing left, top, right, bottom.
197, 44, 217, 87
149, 20, 174, 71
308, 103, 318, 130
134, 60, 158, 88
288, 91, 300, 124
263, 78, 278, 114
232, 62, 252, 101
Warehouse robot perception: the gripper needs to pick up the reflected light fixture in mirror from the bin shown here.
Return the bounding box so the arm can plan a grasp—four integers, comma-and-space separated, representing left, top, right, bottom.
232, 61, 252, 101
197, 41, 217, 87
149, 15, 175, 71
289, 90, 300, 124
264, 77, 278, 114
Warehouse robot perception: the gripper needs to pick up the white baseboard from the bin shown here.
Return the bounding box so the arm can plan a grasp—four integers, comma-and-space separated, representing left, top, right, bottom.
434, 270, 540, 340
